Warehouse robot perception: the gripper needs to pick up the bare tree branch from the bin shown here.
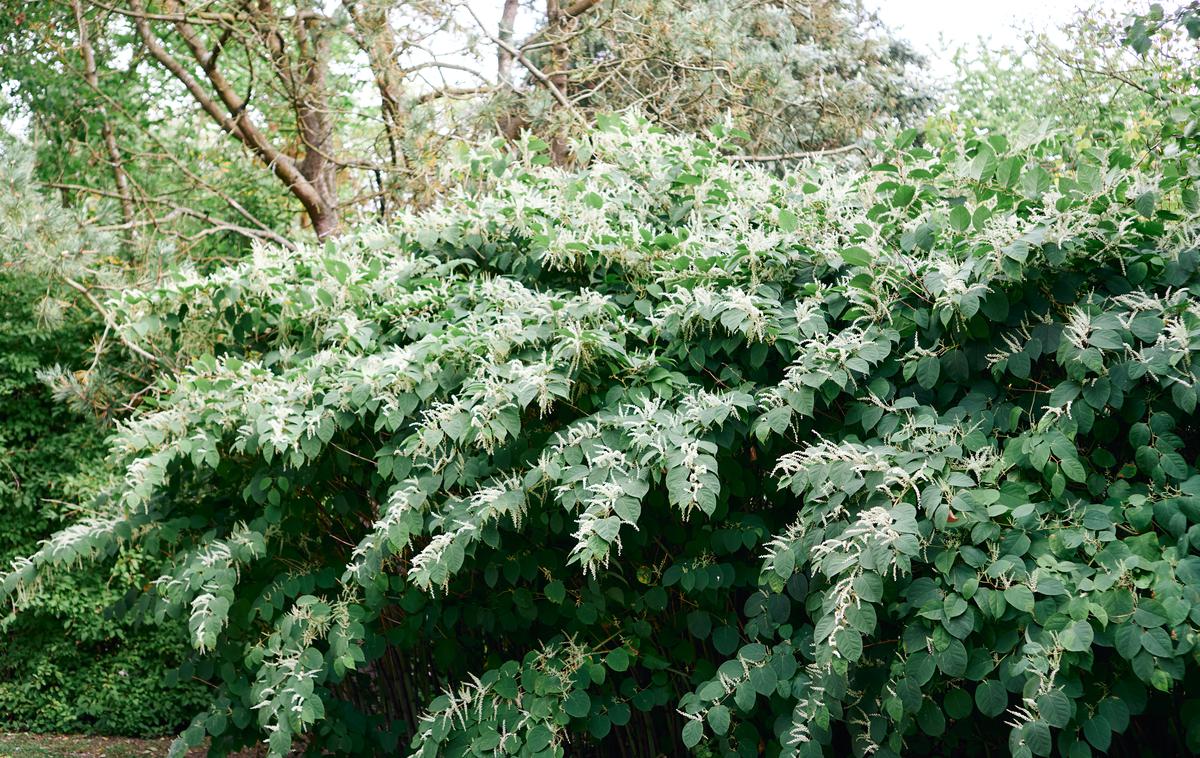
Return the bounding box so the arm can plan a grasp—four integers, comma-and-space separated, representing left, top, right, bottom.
468, 5, 584, 124
61, 275, 161, 364
42, 181, 297, 249
518, 0, 602, 50
346, 0, 409, 191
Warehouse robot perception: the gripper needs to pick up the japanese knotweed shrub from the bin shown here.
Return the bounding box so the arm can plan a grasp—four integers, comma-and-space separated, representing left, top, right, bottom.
6, 108, 1200, 757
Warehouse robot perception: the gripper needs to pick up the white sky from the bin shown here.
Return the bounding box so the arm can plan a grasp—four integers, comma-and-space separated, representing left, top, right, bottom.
869, 0, 1144, 79
449, 0, 1150, 92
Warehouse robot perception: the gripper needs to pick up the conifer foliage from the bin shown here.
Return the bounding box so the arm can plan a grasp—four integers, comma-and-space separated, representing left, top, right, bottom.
6, 98, 1200, 756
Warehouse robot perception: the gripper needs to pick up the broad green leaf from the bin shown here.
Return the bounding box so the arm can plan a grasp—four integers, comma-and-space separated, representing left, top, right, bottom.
975, 680, 1008, 717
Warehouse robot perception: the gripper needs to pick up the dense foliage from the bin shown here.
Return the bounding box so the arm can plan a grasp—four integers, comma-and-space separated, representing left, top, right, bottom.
0, 0, 924, 743
5, 5, 1200, 757
0, 272, 204, 735
8, 50, 1200, 755
511, 0, 927, 157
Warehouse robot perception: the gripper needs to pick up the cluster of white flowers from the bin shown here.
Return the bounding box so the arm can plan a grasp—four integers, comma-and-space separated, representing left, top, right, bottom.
785, 663, 831, 747
344, 481, 427, 585
408, 639, 590, 758
151, 523, 266, 652
410, 475, 527, 590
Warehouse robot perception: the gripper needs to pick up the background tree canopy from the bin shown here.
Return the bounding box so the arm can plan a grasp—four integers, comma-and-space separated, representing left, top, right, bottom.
0, 270, 206, 735
0, 0, 924, 242
2, 2, 1200, 757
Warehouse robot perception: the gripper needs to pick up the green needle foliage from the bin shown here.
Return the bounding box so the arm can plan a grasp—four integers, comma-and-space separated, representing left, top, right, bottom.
6, 40, 1200, 758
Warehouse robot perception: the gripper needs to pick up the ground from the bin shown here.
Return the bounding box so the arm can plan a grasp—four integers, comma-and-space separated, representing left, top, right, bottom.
0, 734, 261, 758
0, 733, 181, 758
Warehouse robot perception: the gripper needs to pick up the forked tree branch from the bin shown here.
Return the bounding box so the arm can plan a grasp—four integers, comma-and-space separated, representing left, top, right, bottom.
128, 0, 336, 236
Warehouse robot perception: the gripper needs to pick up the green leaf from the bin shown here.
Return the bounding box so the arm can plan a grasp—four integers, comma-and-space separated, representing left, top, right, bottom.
834, 628, 863, 661
772, 548, 796, 579
323, 257, 351, 285
1130, 313, 1163, 341
712, 626, 740, 656
996, 156, 1023, 187
1037, 689, 1071, 728
892, 184, 916, 207
707, 705, 731, 736
682, 719, 704, 748
687, 610, 712, 639
1141, 628, 1173, 657
1004, 585, 1036, 613
1183, 187, 1200, 213
944, 688, 973, 720
1171, 383, 1197, 414
1083, 715, 1112, 751
1114, 624, 1142, 659
748, 665, 778, 696
1021, 165, 1052, 198
853, 572, 884, 603
1060, 456, 1087, 483
973, 204, 993, 229
917, 701, 946, 736
914, 222, 936, 251
778, 208, 799, 232
1151, 669, 1173, 692
916, 355, 940, 390
935, 639, 967, 676
606, 648, 631, 672
761, 406, 792, 436
1136, 445, 1159, 474
841, 246, 873, 267
1060, 620, 1094, 652
976, 680, 1008, 717
1024, 720, 1053, 756
1134, 191, 1157, 218
588, 713, 611, 739
733, 683, 755, 712
564, 690, 591, 718
1161, 451, 1188, 480
1068, 740, 1092, 758
949, 205, 971, 231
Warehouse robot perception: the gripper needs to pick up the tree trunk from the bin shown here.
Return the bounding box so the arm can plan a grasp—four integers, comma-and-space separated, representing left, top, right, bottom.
292, 13, 340, 238
498, 0, 521, 87
545, 0, 571, 164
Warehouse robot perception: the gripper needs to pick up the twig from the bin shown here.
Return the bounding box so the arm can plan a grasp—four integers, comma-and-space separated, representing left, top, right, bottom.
466, 5, 587, 126
729, 143, 865, 162
61, 275, 161, 365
